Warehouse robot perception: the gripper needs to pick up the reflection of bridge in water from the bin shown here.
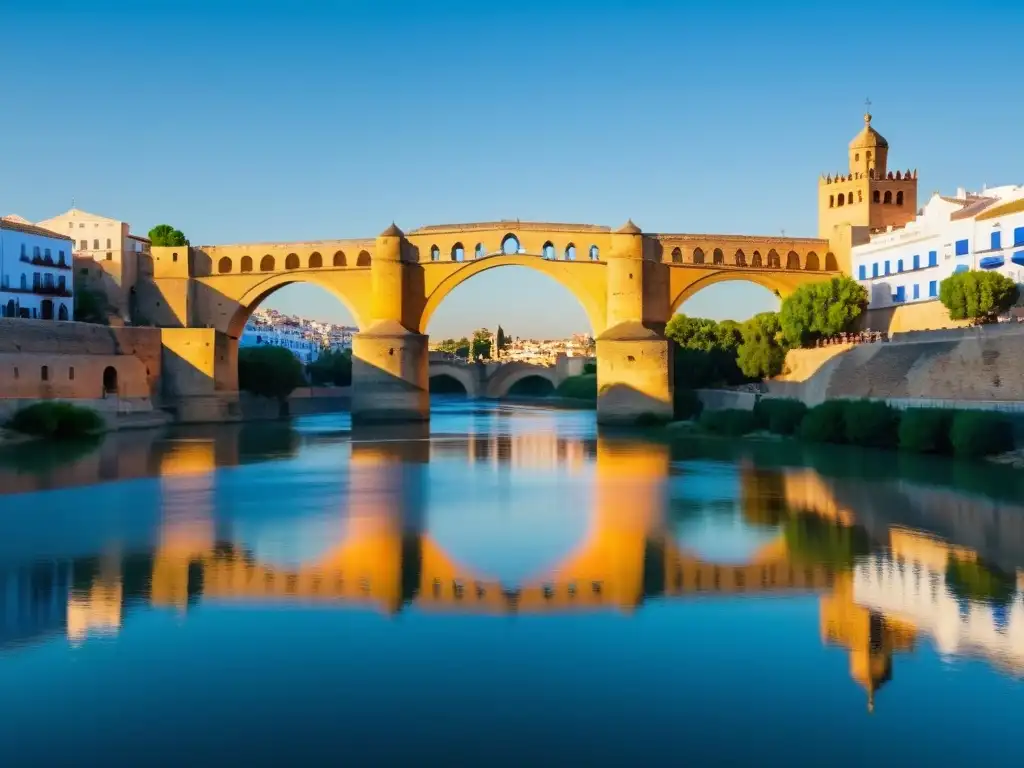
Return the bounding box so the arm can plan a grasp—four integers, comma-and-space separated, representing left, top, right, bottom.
5, 428, 1024, 711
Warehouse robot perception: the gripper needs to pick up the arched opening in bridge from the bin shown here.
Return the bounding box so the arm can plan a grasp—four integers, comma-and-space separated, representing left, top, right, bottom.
431, 245, 440, 262
501, 234, 520, 255
542, 242, 556, 260
285, 253, 300, 270
451, 243, 465, 262
672, 247, 683, 263
506, 376, 555, 397
589, 245, 599, 261
565, 244, 576, 261
675, 279, 780, 323
309, 252, 323, 269
218, 257, 232, 273
333, 251, 346, 267
356, 251, 371, 267
241, 256, 253, 273
474, 243, 485, 259
233, 281, 360, 395
425, 266, 594, 389
429, 373, 469, 396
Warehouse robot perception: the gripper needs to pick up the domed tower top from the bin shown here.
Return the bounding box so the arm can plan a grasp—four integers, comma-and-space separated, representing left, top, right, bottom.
848, 109, 888, 177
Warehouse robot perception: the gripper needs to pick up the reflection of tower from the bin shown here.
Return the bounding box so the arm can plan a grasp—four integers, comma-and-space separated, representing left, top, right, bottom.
565, 436, 670, 610
819, 571, 916, 712
150, 439, 218, 611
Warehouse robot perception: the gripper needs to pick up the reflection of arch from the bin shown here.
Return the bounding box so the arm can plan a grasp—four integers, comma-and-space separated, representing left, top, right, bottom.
735, 249, 746, 267
41, 299, 54, 320
309, 252, 323, 269
333, 251, 346, 267
58, 304, 69, 321
451, 243, 465, 262
485, 363, 560, 399
218, 256, 232, 273
786, 251, 800, 269
751, 250, 762, 268
767, 249, 780, 268
713, 248, 724, 265
429, 372, 471, 396
241, 256, 253, 273
542, 241, 556, 260
805, 252, 820, 271
418, 256, 604, 335
671, 247, 683, 263
5, 300, 15, 317
285, 253, 300, 270
501, 234, 520, 255
693, 247, 705, 265
260, 255, 274, 271
565, 243, 577, 261
103, 366, 118, 395
357, 250, 371, 267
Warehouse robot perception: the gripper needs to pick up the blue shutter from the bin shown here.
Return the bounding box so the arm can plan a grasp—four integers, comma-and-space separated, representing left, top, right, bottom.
884, 260, 891, 275
872, 263, 879, 278
858, 265, 866, 280
929, 280, 938, 297
894, 286, 905, 303
928, 250, 938, 267
913, 284, 920, 300
955, 239, 969, 256
897, 259, 904, 272
1015, 227, 1024, 247
991, 231, 1002, 250
912, 254, 920, 270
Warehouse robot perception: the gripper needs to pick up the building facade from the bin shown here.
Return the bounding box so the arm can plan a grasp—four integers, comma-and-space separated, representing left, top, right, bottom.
239, 318, 323, 364
0, 216, 75, 321
35, 208, 151, 323
851, 185, 1024, 311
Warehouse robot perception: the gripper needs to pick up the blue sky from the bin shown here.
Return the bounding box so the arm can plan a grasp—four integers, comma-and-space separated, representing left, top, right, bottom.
3, 0, 1022, 338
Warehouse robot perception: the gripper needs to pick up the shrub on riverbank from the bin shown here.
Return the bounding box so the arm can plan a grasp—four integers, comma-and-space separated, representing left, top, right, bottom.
5, 402, 105, 440
798, 401, 848, 443
238, 346, 305, 402
556, 374, 597, 401
842, 400, 900, 449
950, 411, 1015, 458
674, 388, 703, 420
698, 408, 757, 436
753, 398, 807, 435
898, 408, 955, 454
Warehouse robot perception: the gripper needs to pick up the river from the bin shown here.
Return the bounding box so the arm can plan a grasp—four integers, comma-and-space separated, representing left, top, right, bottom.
1, 399, 1023, 766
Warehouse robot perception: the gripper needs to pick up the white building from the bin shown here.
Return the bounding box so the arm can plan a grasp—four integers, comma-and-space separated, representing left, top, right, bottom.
852, 185, 1024, 311
35, 208, 151, 322
0, 216, 75, 321
240, 319, 323, 364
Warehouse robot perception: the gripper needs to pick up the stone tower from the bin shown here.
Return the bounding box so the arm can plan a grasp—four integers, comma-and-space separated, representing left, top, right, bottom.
818, 112, 918, 240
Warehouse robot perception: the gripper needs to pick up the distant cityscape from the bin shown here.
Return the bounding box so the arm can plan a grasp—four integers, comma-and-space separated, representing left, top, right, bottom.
240, 308, 356, 364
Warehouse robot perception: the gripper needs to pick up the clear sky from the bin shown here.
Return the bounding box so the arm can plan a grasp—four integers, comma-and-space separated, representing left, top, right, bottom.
3, 0, 1022, 338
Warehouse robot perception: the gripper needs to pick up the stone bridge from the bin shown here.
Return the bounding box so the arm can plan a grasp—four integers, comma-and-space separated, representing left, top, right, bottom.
427, 357, 587, 399
138, 219, 845, 424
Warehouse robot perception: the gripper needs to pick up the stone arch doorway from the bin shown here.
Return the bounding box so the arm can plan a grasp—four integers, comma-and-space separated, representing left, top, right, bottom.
103, 366, 119, 395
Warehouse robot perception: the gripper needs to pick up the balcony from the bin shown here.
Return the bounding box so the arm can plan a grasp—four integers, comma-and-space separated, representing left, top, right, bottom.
18, 255, 72, 270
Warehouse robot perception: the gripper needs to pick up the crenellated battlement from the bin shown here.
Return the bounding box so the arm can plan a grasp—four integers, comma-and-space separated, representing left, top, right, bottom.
820, 169, 918, 185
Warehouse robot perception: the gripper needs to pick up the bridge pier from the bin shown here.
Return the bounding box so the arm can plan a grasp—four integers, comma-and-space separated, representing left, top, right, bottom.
351, 323, 429, 424
596, 221, 674, 425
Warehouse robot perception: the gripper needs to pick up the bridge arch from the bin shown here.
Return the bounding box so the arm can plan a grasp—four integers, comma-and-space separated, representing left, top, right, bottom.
669, 269, 812, 313
416, 255, 606, 335
427, 362, 480, 397
485, 362, 561, 399
226, 272, 370, 338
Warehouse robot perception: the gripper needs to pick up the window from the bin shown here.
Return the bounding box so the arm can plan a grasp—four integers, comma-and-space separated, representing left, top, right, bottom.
858, 265, 867, 280
69, 367, 75, 381
912, 254, 920, 270
897, 259, 904, 273
913, 284, 920, 300
93, 239, 99, 249
1015, 227, 1024, 247
928, 250, 938, 267
955, 239, 969, 256
44, 248, 51, 260
41, 366, 49, 382
884, 260, 891, 275
872, 263, 879, 278
20, 244, 26, 258
893, 286, 906, 303
106, 252, 112, 261
991, 230, 1002, 250
0, 275, 6, 289
79, 223, 84, 228
58, 250, 66, 265
884, 191, 892, 204
929, 280, 938, 297
829, 195, 834, 208
43, 274, 54, 289
896, 191, 904, 206
873, 190, 880, 203
58, 276, 66, 290
32, 273, 40, 290
106, 238, 111, 248
20, 275, 27, 289
80, 239, 87, 250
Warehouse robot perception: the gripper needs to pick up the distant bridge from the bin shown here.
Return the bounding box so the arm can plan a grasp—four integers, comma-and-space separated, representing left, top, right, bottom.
427, 357, 589, 399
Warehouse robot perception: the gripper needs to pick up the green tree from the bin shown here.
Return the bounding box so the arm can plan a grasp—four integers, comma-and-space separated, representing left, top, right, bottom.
737, 312, 786, 379
939, 270, 1019, 323
455, 337, 471, 359
666, 314, 749, 387
471, 328, 492, 360
306, 349, 352, 386
148, 224, 189, 247
779, 276, 869, 347
496, 325, 511, 353
238, 346, 305, 402
73, 276, 110, 325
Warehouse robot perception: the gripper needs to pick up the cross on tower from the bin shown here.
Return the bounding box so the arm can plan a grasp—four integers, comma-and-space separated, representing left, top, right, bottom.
864, 97, 872, 112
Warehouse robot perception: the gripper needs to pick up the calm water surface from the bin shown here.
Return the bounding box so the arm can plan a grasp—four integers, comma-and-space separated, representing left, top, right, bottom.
2, 399, 1024, 766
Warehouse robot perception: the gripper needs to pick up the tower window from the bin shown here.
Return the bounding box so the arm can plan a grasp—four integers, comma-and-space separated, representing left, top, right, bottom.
855, 153, 860, 162
837, 195, 845, 207
858, 191, 863, 203
873, 190, 880, 203
848, 192, 854, 205
883, 191, 893, 204
896, 191, 904, 206
829, 195, 834, 208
